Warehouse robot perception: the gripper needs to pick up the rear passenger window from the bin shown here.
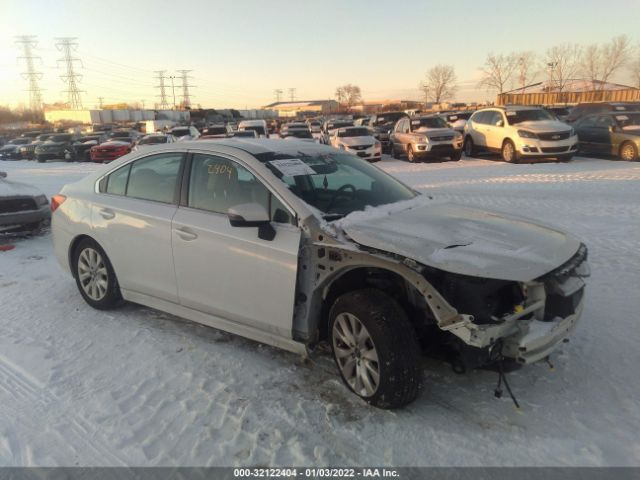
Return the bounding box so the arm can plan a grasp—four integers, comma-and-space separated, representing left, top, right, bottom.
105, 164, 131, 195
127, 153, 183, 203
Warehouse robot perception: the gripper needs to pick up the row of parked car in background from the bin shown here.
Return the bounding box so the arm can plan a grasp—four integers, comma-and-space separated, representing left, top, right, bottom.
1, 101, 639, 165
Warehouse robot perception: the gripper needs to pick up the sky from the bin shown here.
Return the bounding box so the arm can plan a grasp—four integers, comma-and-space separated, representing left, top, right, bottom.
0, 0, 638, 110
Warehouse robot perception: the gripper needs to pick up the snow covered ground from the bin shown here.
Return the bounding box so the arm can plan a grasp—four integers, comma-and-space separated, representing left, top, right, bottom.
0, 155, 639, 467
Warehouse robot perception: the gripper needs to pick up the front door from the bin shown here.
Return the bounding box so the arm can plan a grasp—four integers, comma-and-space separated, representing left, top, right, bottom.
171, 153, 301, 338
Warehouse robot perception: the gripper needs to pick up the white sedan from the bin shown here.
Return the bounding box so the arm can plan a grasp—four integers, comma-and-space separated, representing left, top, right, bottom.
330, 126, 382, 162
51, 139, 589, 408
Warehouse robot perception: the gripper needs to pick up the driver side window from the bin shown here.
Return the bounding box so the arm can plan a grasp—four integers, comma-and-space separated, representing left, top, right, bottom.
187, 154, 293, 224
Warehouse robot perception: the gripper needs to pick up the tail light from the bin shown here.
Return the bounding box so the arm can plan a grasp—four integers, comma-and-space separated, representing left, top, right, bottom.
51, 194, 67, 212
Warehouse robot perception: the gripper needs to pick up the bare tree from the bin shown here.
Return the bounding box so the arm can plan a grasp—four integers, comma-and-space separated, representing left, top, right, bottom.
420, 64, 457, 103
515, 51, 538, 92
583, 35, 631, 89
334, 84, 362, 111
478, 53, 517, 94
544, 43, 582, 94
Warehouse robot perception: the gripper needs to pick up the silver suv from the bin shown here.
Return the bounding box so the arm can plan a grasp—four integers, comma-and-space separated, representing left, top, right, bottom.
463, 106, 578, 162
390, 115, 463, 162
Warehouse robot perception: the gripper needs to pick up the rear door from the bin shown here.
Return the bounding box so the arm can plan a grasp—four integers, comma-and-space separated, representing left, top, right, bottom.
574, 115, 597, 152
92, 152, 185, 302
171, 152, 301, 338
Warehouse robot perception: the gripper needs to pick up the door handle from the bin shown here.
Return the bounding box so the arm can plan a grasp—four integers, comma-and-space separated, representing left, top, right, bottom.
99, 208, 115, 220
174, 227, 198, 241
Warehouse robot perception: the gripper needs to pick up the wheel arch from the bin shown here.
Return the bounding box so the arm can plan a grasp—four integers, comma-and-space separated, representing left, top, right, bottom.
67, 234, 97, 278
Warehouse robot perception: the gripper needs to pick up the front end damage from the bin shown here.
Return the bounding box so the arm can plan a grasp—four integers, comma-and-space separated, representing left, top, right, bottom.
295, 214, 589, 373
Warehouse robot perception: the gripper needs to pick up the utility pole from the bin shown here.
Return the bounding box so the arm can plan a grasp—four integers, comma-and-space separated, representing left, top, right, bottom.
288, 88, 296, 102
176, 70, 194, 109
154, 70, 170, 109
274, 89, 283, 102
55, 37, 84, 110
169, 75, 177, 110
97, 96, 104, 108
546, 62, 558, 93
14, 35, 44, 112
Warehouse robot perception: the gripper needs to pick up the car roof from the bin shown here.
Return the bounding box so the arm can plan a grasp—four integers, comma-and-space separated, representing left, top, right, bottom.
172, 138, 336, 156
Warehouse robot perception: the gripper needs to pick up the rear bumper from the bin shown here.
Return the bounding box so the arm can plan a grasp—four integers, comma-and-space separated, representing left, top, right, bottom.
502, 294, 584, 364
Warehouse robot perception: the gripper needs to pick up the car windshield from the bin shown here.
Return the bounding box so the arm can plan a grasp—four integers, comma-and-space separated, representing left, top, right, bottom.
172, 128, 190, 137
505, 109, 555, 125
79, 136, 100, 142
338, 127, 370, 137
257, 152, 416, 219
9, 138, 31, 145
411, 117, 448, 130
615, 113, 640, 130
233, 131, 256, 137
37, 135, 51, 141
328, 121, 353, 130
111, 132, 131, 138
49, 134, 72, 142
285, 130, 313, 139
139, 135, 167, 144
0, 145, 16, 151
374, 113, 405, 125
242, 126, 266, 135
204, 127, 226, 135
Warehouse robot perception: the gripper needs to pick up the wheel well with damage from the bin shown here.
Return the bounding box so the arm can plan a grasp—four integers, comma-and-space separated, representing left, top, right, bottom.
317, 267, 433, 341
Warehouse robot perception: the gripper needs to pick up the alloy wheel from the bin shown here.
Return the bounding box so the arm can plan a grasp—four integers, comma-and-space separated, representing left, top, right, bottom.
77, 247, 109, 301
503, 142, 515, 162
621, 143, 637, 161
332, 312, 380, 397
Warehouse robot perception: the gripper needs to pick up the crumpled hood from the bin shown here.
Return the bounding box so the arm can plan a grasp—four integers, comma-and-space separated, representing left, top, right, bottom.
340, 203, 580, 281
515, 120, 571, 133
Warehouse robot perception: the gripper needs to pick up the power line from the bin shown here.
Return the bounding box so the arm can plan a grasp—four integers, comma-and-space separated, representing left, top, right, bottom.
154, 70, 170, 109
55, 37, 84, 110
288, 87, 296, 102
176, 70, 194, 109
274, 89, 283, 102
14, 35, 44, 111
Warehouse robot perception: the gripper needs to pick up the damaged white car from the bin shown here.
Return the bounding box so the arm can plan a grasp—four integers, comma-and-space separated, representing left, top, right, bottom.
51, 139, 589, 408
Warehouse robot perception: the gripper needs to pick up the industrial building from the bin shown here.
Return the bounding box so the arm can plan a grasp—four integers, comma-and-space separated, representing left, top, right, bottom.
44, 109, 190, 125
262, 100, 339, 118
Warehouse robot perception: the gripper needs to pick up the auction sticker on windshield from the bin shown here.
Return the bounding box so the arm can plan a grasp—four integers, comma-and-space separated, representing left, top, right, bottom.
269, 159, 316, 177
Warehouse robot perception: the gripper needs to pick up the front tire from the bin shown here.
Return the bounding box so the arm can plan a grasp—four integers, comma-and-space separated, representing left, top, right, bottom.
450, 150, 462, 161
406, 144, 417, 163
329, 289, 421, 409
501, 139, 518, 163
72, 238, 122, 310
464, 136, 477, 157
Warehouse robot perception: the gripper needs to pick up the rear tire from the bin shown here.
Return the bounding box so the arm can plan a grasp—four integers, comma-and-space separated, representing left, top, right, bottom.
620, 141, 638, 161
501, 139, 518, 163
72, 238, 122, 310
329, 289, 422, 409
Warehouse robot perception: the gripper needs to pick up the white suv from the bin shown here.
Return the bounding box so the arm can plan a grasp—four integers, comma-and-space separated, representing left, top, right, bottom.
463, 106, 578, 162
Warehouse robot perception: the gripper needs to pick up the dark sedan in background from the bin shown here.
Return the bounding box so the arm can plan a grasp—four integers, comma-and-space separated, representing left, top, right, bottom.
72, 134, 109, 161
574, 111, 640, 161
0, 145, 22, 160
34, 134, 78, 162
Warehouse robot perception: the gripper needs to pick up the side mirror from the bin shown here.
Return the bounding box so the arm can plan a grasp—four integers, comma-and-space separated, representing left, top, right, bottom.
608, 125, 617, 133
496, 120, 504, 127
227, 203, 275, 241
